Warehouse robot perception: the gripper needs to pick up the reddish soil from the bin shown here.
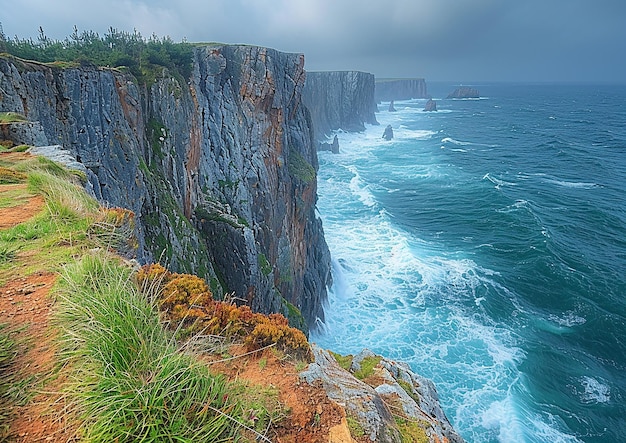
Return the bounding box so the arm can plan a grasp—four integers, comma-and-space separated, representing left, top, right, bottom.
0, 184, 45, 230
207, 345, 347, 443
0, 179, 76, 441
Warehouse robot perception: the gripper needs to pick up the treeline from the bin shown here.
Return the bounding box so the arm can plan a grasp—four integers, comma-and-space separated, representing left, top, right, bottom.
0, 25, 194, 84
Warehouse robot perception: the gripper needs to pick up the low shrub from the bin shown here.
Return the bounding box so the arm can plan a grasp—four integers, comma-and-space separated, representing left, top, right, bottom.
137, 264, 313, 360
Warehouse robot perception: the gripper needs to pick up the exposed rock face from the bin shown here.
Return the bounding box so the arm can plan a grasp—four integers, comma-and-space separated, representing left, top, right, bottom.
424, 98, 437, 111
319, 134, 340, 154
382, 124, 394, 141
446, 86, 480, 99
301, 345, 465, 443
375, 78, 429, 102
0, 47, 332, 331
302, 71, 379, 144
0, 120, 48, 146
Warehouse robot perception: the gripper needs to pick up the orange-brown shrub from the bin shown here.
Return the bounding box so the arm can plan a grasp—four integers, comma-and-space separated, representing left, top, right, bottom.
136, 264, 312, 360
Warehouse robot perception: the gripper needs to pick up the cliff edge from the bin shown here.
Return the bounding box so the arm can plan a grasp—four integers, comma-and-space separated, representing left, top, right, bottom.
0, 47, 331, 331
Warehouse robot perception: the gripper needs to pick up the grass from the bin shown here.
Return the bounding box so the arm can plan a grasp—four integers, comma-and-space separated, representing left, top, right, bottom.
0, 112, 28, 124
331, 351, 354, 371
0, 324, 17, 439
394, 417, 430, 443
54, 254, 237, 442
0, 166, 27, 184
287, 147, 316, 183
353, 355, 382, 380
346, 415, 365, 438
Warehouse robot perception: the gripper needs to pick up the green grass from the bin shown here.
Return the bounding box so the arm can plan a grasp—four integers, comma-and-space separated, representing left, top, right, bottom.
54, 254, 237, 442
346, 415, 365, 438
394, 417, 430, 443
331, 352, 354, 371
0, 188, 30, 208
353, 355, 382, 380
0, 112, 28, 124
287, 147, 316, 183
0, 324, 17, 439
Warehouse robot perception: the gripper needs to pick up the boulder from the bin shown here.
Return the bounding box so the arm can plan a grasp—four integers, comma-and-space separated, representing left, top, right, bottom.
382, 125, 394, 141
424, 98, 437, 111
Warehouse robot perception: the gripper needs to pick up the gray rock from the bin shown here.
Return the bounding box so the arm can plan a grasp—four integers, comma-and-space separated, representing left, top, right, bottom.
319, 134, 339, 154
302, 70, 379, 146
446, 86, 480, 99
382, 124, 394, 141
0, 47, 332, 332
0, 121, 48, 146
375, 78, 429, 102
424, 98, 437, 111
388, 100, 397, 112
301, 345, 465, 443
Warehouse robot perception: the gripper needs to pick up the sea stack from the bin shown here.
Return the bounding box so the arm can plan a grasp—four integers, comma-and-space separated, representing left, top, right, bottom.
446, 86, 480, 99
424, 98, 437, 111
382, 124, 394, 140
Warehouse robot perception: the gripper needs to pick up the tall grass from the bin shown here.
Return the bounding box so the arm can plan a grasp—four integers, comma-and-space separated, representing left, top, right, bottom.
54, 254, 239, 442
0, 325, 17, 439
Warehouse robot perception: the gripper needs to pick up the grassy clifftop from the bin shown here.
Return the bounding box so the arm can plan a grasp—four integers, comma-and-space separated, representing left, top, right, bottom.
0, 151, 344, 442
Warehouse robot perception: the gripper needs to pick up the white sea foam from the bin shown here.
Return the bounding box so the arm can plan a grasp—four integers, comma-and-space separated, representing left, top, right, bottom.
549, 311, 586, 327
442, 136, 473, 145
544, 178, 601, 189
313, 100, 583, 443
483, 173, 517, 189
579, 376, 611, 404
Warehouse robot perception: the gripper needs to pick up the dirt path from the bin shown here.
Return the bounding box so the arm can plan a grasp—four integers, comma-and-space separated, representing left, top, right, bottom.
0, 178, 76, 442
0, 184, 45, 230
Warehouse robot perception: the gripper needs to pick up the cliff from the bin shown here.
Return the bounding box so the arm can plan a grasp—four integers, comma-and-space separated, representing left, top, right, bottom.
375, 78, 429, 102
302, 71, 378, 143
446, 86, 480, 99
0, 47, 331, 331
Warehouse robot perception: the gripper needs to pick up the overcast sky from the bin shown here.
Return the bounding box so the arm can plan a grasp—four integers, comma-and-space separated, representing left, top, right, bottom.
2, 0, 625, 83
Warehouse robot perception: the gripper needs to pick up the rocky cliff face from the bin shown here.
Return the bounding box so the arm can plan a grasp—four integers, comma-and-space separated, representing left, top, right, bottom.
0, 47, 331, 331
302, 71, 378, 143
375, 78, 429, 102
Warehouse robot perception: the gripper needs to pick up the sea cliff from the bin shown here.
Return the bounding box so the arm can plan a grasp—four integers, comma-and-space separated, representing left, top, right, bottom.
375, 78, 429, 102
0, 47, 331, 331
302, 70, 378, 144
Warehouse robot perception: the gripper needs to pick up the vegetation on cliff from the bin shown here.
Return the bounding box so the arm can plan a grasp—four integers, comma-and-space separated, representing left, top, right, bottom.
0, 25, 193, 84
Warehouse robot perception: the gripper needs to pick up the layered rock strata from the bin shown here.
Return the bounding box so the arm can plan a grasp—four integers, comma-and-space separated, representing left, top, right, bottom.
302, 71, 379, 146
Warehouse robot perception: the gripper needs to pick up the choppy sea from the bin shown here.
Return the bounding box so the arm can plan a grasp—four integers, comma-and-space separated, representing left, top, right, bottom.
310, 83, 626, 443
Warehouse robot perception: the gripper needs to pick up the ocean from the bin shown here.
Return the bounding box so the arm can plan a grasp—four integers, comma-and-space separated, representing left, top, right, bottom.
310, 83, 626, 443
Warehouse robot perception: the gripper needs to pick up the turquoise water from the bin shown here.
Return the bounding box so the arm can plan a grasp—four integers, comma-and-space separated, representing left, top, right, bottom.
310, 83, 626, 442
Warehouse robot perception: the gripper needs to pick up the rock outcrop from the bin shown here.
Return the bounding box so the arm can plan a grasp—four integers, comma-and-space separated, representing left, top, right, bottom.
382, 125, 394, 141
302, 71, 378, 145
375, 78, 429, 102
424, 98, 437, 112
388, 100, 396, 112
0, 47, 332, 331
446, 86, 480, 99
319, 134, 340, 154
301, 345, 465, 443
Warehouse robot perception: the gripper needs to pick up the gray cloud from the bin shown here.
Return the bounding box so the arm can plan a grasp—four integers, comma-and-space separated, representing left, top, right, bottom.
2, 0, 625, 82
